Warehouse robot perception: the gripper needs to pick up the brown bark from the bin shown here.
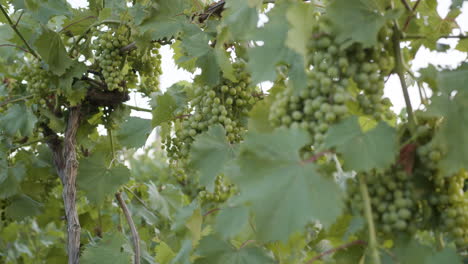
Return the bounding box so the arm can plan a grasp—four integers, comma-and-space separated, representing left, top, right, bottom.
115, 192, 141, 264
45, 106, 82, 264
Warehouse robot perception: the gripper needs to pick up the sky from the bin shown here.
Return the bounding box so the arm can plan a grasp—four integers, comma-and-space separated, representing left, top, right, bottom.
65, 0, 468, 136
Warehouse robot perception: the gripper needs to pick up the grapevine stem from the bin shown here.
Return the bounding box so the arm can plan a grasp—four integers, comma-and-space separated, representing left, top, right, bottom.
127, 105, 152, 113
435, 231, 445, 250
392, 24, 416, 133
0, 4, 38, 58
358, 174, 381, 264
10, 137, 50, 151
0, 43, 31, 53
399, 0, 412, 12
403, 34, 468, 39
306, 240, 367, 264
115, 192, 141, 264
107, 128, 141, 264
0, 94, 34, 107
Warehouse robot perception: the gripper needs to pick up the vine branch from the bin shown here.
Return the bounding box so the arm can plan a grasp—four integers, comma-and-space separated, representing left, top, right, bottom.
127, 105, 152, 113
108, 128, 141, 264
0, 4, 38, 58
0, 94, 34, 108
60, 16, 97, 33
359, 174, 381, 264
403, 34, 468, 39
402, 0, 423, 32
306, 240, 367, 264
393, 23, 416, 133
0, 43, 31, 53
115, 192, 141, 264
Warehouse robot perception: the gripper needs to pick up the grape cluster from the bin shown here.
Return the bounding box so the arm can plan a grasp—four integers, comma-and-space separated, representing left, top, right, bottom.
198, 175, 238, 204
164, 61, 260, 162
130, 43, 163, 96
21, 63, 55, 107
163, 61, 259, 200
269, 15, 394, 147
346, 168, 420, 235
414, 115, 468, 248
92, 27, 131, 91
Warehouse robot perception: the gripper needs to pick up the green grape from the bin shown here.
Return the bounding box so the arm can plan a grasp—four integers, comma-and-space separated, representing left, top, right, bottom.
163, 60, 259, 201
92, 27, 133, 91
269, 15, 395, 149
346, 168, 420, 236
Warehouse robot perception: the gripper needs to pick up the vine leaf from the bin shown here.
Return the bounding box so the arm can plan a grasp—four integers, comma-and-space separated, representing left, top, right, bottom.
221, 0, 259, 40
324, 116, 397, 172
147, 183, 188, 221
81, 232, 132, 264
5, 194, 43, 220
427, 91, 468, 174
246, 3, 307, 92
138, 0, 192, 41
170, 239, 192, 264
155, 241, 176, 264
214, 206, 249, 239
0, 164, 26, 199
115, 116, 152, 149
11, 0, 72, 24
58, 62, 88, 106
151, 82, 188, 127
77, 151, 130, 204
35, 28, 73, 76
286, 2, 315, 59
327, 0, 402, 47
234, 127, 343, 242
189, 125, 236, 191
247, 3, 291, 84
194, 236, 275, 264
382, 237, 462, 264
0, 104, 38, 137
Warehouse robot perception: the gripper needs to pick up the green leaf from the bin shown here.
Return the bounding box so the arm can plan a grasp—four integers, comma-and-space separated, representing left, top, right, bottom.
5, 194, 43, 220
58, 62, 88, 105
147, 183, 187, 220
383, 236, 461, 264
12, 0, 72, 24
155, 241, 176, 264
234, 127, 343, 242
426, 247, 462, 264
214, 206, 249, 239
248, 100, 274, 133
115, 116, 152, 149
221, 0, 259, 40
246, 3, 291, 84
286, 2, 315, 58
151, 82, 189, 127
189, 125, 236, 191
81, 232, 132, 264
426, 92, 468, 174
327, 0, 402, 47
77, 151, 130, 204
0, 104, 38, 137
138, 0, 192, 41
194, 236, 275, 264
61, 10, 98, 36
324, 117, 397, 172
455, 38, 468, 52
172, 200, 199, 231
170, 239, 192, 264
436, 63, 468, 94
0, 164, 26, 199
35, 28, 73, 76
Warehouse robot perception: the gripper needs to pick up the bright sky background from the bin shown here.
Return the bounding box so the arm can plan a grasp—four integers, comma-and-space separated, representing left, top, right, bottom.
66, 0, 468, 143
